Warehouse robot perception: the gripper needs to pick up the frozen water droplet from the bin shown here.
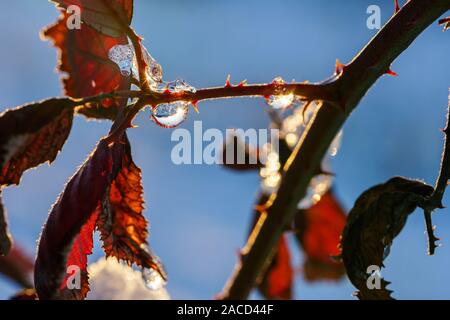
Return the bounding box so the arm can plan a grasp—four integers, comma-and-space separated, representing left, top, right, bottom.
141, 46, 163, 83
167, 78, 197, 93
152, 101, 189, 128
297, 174, 334, 209
108, 44, 134, 76
267, 93, 295, 110
266, 77, 294, 110
141, 268, 166, 291
127, 44, 163, 86
329, 131, 343, 157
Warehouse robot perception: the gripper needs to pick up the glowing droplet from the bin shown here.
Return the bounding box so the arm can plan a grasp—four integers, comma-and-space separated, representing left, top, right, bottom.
152, 101, 189, 128
167, 78, 197, 93
141, 268, 166, 291
266, 77, 295, 110
108, 44, 134, 76
141, 46, 163, 83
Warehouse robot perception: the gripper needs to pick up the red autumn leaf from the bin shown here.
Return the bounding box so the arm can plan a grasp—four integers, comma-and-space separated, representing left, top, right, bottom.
0, 98, 77, 186
35, 138, 113, 299
97, 137, 157, 269
44, 0, 134, 119
341, 177, 434, 299
259, 235, 293, 300
0, 245, 34, 288
10, 289, 39, 300
51, 0, 134, 37
0, 190, 12, 256
59, 209, 99, 299
294, 190, 346, 282
252, 194, 293, 299
35, 135, 164, 300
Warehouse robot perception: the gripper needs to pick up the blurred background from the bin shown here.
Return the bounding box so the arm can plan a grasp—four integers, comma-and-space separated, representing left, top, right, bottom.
0, 0, 449, 299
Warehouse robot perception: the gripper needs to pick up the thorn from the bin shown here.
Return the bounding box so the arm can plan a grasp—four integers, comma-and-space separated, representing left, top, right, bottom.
192, 101, 199, 114
237, 79, 247, 87
385, 69, 398, 76
394, 0, 400, 13
335, 59, 346, 75
127, 121, 138, 129
225, 74, 232, 87
255, 203, 267, 213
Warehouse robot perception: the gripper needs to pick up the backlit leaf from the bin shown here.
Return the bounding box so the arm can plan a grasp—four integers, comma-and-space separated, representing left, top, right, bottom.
294, 190, 346, 282
51, 0, 133, 38
341, 177, 434, 299
43, 6, 132, 119
0, 98, 76, 186
253, 194, 293, 299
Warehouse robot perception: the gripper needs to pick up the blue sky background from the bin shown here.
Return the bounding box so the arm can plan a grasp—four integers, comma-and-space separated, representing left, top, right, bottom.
0, 0, 449, 299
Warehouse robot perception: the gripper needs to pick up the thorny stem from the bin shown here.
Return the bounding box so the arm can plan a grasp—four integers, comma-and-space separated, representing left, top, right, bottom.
221, 0, 450, 299
421, 93, 450, 255
102, 81, 336, 144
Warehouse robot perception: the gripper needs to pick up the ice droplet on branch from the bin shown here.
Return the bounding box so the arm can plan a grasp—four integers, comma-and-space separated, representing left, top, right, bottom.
151, 101, 189, 128
141, 268, 167, 291
108, 44, 134, 76
108, 44, 163, 86
266, 77, 295, 110
260, 101, 343, 208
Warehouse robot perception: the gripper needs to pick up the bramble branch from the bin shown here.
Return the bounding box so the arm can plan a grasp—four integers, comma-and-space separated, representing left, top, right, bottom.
421, 92, 450, 255
221, 0, 450, 299
104, 80, 336, 144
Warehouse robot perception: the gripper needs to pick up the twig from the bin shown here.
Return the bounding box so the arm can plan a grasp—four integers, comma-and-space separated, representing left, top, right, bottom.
221, 0, 450, 299
421, 92, 450, 255
104, 81, 336, 144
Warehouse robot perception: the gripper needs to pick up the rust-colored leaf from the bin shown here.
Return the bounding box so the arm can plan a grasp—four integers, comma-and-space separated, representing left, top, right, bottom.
294, 190, 346, 282
35, 139, 113, 300
0, 98, 76, 186
59, 209, 99, 300
35, 135, 164, 300
341, 177, 434, 300
0, 245, 34, 288
10, 289, 39, 300
43, 7, 131, 120
97, 136, 160, 271
258, 235, 293, 300
51, 0, 133, 37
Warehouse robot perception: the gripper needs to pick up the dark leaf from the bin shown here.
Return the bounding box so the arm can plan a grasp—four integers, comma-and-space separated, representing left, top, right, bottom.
341, 177, 434, 300
221, 133, 263, 171
438, 17, 450, 31
59, 209, 100, 299
35, 135, 164, 300
35, 139, 113, 300
97, 135, 161, 271
0, 98, 76, 186
51, 0, 133, 37
0, 191, 12, 255
43, 10, 131, 120
0, 245, 34, 288
294, 190, 346, 282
